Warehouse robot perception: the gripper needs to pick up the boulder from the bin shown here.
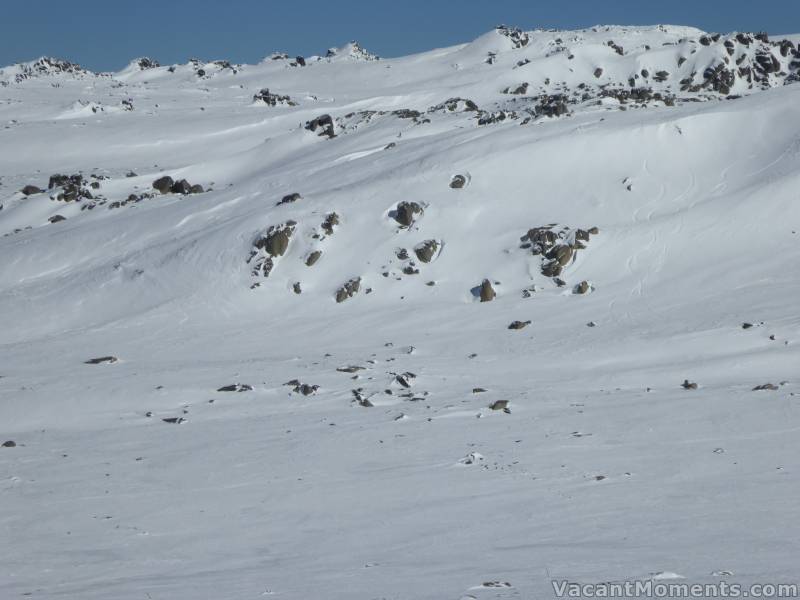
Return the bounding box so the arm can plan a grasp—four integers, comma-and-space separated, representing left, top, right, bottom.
479, 279, 496, 302
171, 179, 192, 195
414, 240, 440, 263
21, 185, 43, 195
450, 175, 467, 189
277, 192, 302, 206
547, 244, 574, 266
574, 281, 590, 295
393, 201, 423, 227
306, 250, 322, 266
254, 223, 296, 257
321, 212, 339, 235
152, 176, 174, 194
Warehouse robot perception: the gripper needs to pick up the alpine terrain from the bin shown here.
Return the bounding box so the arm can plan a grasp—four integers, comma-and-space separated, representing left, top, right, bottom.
1, 24, 800, 599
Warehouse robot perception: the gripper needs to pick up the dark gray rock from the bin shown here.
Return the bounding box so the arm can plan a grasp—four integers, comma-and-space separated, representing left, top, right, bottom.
171, 179, 192, 195
217, 384, 253, 392
85, 356, 118, 365
277, 192, 302, 206
450, 175, 467, 189
305, 114, 335, 138
753, 383, 779, 391
152, 176, 174, 194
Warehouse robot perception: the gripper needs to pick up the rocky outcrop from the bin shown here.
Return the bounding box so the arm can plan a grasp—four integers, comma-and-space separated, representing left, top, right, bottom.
305, 114, 335, 138
253, 88, 296, 107
336, 278, 361, 303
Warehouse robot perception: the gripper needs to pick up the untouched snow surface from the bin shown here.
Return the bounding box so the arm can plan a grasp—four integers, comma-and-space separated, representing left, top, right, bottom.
1, 25, 800, 599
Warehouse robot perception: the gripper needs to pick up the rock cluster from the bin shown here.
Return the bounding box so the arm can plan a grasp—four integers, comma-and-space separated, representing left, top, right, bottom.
520, 225, 599, 280
253, 88, 296, 106
305, 114, 335, 138
152, 176, 204, 195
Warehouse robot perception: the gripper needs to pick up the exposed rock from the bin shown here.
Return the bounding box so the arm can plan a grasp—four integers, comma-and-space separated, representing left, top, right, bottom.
306, 250, 322, 266
429, 97, 479, 113
752, 383, 779, 391
574, 281, 591, 295
253, 88, 296, 106
254, 222, 296, 257
489, 400, 509, 411
292, 282, 302, 294
504, 82, 529, 95
496, 25, 530, 49
414, 240, 440, 263
594, 68, 604, 78
305, 114, 335, 138
21, 185, 43, 195
295, 383, 319, 396
352, 389, 374, 407
479, 279, 496, 302
395, 372, 417, 388
217, 384, 253, 392
547, 244, 573, 266
450, 174, 467, 189
152, 176, 174, 194
2, 440, 17, 448
85, 356, 118, 365
393, 201, 423, 227
277, 192, 302, 206
171, 179, 192, 195
682, 380, 698, 390
508, 320, 531, 330
48, 215, 66, 223
321, 212, 339, 235
336, 278, 361, 303
162, 417, 187, 424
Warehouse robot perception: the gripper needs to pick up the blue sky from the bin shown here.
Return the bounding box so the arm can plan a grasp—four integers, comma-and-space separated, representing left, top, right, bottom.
2, 0, 798, 71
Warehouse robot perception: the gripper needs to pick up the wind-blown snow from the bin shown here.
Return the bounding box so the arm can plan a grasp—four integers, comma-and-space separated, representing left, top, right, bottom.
1, 25, 799, 599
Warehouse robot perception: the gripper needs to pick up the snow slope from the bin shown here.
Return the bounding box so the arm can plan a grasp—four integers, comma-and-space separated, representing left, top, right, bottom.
1, 25, 799, 599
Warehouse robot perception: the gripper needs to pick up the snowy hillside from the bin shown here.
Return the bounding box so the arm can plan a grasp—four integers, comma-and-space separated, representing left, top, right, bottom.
1, 24, 799, 599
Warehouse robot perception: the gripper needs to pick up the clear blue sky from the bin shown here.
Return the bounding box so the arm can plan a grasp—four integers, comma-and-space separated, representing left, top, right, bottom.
2, 0, 798, 71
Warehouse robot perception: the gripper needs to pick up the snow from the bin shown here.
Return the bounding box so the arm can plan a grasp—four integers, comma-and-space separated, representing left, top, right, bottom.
1, 25, 799, 599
